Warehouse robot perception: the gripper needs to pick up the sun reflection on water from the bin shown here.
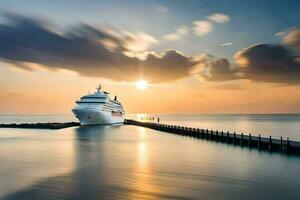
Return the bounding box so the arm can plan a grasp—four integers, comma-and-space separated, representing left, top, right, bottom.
128, 126, 160, 199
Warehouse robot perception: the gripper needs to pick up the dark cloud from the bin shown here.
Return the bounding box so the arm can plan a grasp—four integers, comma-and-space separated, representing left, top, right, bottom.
0, 14, 198, 83
283, 27, 300, 51
203, 58, 240, 81
205, 44, 300, 84
234, 44, 300, 83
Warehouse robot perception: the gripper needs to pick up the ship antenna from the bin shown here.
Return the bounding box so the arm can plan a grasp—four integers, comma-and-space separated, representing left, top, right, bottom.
96, 84, 101, 93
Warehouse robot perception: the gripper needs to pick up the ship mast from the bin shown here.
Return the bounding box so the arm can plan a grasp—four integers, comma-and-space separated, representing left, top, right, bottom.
96, 84, 101, 93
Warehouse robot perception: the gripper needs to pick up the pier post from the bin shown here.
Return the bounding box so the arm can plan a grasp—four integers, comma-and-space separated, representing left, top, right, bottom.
216, 130, 218, 140
196, 128, 200, 138
206, 129, 209, 139
287, 137, 290, 152
269, 136, 272, 151
280, 136, 283, 151
210, 129, 213, 140
221, 131, 224, 141
240, 133, 244, 145
258, 134, 261, 149
233, 132, 236, 144
249, 133, 251, 147
226, 131, 229, 143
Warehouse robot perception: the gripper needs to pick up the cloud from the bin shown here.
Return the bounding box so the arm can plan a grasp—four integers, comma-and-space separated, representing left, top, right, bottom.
2, 14, 299, 86
163, 26, 189, 41
122, 31, 158, 52
202, 58, 240, 81
207, 13, 230, 23
192, 20, 213, 37
192, 13, 229, 38
0, 14, 204, 83
221, 42, 233, 46
205, 44, 300, 84
234, 44, 300, 83
274, 31, 286, 37
283, 27, 300, 50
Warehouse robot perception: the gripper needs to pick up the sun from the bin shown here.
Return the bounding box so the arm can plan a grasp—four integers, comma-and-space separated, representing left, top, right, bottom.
135, 80, 148, 90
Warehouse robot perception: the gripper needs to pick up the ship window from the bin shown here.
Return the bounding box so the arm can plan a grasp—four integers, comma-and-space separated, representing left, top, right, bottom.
77, 102, 100, 105
81, 97, 106, 100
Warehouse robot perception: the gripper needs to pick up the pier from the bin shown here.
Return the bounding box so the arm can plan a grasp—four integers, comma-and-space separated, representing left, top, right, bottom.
125, 119, 300, 155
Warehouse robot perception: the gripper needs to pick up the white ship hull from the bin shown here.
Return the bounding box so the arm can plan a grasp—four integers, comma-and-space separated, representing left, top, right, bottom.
72, 84, 125, 126
72, 108, 124, 125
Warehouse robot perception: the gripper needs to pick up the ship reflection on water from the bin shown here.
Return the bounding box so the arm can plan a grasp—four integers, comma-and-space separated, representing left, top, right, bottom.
1, 124, 300, 200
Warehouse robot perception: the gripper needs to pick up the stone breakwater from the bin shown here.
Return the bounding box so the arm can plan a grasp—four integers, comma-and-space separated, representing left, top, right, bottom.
0, 122, 80, 129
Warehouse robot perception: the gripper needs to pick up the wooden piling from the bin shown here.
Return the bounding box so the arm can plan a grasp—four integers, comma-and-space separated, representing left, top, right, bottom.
287, 137, 290, 152
258, 134, 261, 148
240, 133, 244, 145
280, 136, 283, 151
233, 132, 236, 144
226, 131, 229, 143
196, 128, 200, 138
269, 136, 272, 150
249, 133, 251, 147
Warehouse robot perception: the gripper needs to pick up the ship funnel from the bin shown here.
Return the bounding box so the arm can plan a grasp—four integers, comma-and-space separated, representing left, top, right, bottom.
114, 96, 117, 101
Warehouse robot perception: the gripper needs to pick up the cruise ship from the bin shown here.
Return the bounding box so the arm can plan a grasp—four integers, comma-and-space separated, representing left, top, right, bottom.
72, 85, 125, 125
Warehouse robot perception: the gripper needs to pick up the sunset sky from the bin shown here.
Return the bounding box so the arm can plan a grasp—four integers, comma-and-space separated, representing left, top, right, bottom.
0, 0, 300, 114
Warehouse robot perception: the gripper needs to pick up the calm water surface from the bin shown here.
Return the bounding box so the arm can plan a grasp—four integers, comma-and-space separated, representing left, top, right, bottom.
0, 115, 300, 199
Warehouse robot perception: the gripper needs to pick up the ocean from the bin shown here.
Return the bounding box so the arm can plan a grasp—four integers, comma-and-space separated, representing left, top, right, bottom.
0, 114, 300, 199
